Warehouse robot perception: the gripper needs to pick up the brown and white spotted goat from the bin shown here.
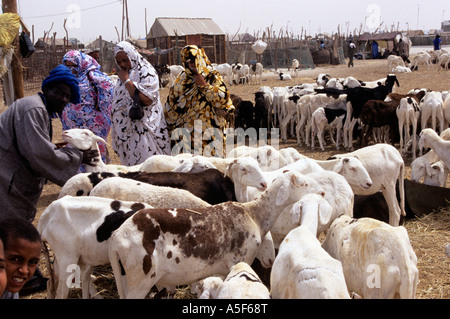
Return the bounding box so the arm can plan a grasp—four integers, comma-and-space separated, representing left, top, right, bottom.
109, 171, 326, 299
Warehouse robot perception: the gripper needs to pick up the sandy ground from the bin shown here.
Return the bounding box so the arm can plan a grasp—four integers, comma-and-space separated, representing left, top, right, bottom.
2, 57, 449, 299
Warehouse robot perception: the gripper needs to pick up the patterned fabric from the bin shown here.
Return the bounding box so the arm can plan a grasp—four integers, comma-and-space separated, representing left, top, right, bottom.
61, 50, 114, 167
164, 45, 234, 157
111, 41, 171, 166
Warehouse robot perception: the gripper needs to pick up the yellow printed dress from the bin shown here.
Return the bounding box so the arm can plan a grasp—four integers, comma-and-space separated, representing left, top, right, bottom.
164, 45, 234, 157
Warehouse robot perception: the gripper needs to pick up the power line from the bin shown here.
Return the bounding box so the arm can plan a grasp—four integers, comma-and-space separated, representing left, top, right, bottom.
21, 0, 122, 19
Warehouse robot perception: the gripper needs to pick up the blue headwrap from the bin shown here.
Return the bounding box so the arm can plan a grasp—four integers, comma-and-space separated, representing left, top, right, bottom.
41, 64, 81, 104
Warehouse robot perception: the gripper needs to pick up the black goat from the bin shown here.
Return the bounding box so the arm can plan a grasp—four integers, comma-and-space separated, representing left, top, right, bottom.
254, 92, 269, 136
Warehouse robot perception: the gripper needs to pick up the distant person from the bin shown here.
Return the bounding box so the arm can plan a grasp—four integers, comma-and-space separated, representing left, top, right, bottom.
62, 50, 114, 168
397, 38, 407, 57
111, 41, 171, 166
88, 48, 100, 62
348, 40, 356, 67
433, 34, 442, 51
320, 40, 325, 50
0, 64, 99, 222
0, 217, 44, 299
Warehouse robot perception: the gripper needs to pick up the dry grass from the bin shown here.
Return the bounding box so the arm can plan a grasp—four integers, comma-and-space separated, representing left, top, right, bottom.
6, 58, 450, 299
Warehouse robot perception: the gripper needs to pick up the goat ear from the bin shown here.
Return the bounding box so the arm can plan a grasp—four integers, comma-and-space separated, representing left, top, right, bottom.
318, 200, 333, 228
178, 160, 194, 173
425, 162, 434, 177
276, 178, 291, 206
290, 201, 302, 225
224, 161, 235, 178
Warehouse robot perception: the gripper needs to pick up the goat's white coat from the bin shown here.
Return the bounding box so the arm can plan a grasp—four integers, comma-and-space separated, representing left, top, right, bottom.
271, 194, 350, 299
322, 215, 419, 299
37, 196, 152, 299
330, 144, 405, 226
62, 128, 141, 172
108, 171, 327, 298
196, 262, 270, 299
419, 128, 450, 171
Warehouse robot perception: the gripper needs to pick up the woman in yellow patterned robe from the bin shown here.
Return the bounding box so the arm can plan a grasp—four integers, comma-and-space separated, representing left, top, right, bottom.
164, 45, 234, 157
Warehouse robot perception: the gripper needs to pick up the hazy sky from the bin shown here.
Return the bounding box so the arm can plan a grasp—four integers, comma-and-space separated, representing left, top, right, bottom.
15, 0, 449, 44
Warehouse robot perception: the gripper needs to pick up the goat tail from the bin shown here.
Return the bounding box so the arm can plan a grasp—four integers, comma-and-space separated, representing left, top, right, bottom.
431, 107, 437, 132
42, 241, 56, 299
399, 162, 406, 217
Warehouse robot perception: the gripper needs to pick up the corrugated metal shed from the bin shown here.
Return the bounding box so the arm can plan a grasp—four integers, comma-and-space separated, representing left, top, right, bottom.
148, 17, 224, 38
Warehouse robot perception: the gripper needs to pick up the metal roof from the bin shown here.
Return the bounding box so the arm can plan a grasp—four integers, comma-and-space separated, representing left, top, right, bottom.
358, 32, 402, 41
147, 17, 224, 39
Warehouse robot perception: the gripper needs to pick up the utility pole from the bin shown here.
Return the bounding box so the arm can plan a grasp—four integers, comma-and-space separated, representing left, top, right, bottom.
2, 0, 24, 101
417, 4, 420, 31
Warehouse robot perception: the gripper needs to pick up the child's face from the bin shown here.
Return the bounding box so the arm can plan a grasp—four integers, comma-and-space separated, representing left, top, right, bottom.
0, 240, 7, 296
4, 237, 41, 293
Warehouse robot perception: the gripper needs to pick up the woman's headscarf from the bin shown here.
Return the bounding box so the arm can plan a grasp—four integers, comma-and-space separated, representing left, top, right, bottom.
63, 50, 100, 78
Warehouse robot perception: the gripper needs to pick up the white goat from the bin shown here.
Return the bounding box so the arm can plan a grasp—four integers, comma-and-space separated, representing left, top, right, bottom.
330, 144, 406, 226
316, 73, 331, 86
423, 161, 448, 187
397, 97, 421, 159
226, 145, 287, 171
271, 169, 355, 247
249, 62, 263, 85
279, 147, 307, 164
411, 52, 432, 71
410, 150, 441, 183
37, 196, 152, 299
89, 177, 211, 209
444, 94, 450, 128
58, 154, 209, 198
62, 128, 141, 173
419, 128, 450, 171
171, 156, 217, 173
212, 63, 233, 86
195, 262, 270, 299
272, 86, 289, 128
271, 194, 351, 299
225, 156, 359, 247
439, 53, 450, 70
304, 94, 345, 147
322, 215, 419, 299
232, 63, 250, 84
420, 91, 445, 140
139, 153, 193, 173
387, 55, 406, 71
311, 107, 346, 151
392, 65, 412, 73
279, 72, 292, 81
411, 129, 450, 183
108, 171, 326, 298
291, 59, 300, 77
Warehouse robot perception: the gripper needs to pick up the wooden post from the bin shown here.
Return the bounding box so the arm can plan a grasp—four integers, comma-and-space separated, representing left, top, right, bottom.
2, 0, 24, 100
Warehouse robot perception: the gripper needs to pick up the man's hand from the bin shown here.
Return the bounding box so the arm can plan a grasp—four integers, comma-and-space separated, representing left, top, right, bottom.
81, 149, 100, 166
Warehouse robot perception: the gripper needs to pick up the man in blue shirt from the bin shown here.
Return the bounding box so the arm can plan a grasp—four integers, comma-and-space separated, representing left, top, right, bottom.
433, 35, 442, 51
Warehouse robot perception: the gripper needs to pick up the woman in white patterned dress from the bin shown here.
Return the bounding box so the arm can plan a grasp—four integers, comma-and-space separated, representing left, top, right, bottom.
111, 41, 171, 166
